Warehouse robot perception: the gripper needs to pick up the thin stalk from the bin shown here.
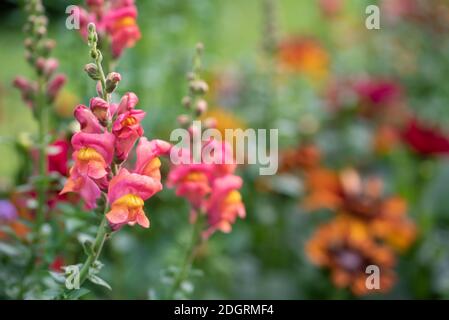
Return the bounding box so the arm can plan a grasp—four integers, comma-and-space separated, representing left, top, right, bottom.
34, 75, 48, 239
77, 215, 110, 287
167, 216, 203, 299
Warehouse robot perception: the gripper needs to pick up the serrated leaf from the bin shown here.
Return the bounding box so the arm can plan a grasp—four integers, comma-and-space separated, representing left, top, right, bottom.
88, 274, 112, 290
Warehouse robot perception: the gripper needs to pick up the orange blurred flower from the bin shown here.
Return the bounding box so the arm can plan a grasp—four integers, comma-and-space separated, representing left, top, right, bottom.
373, 125, 400, 155
304, 167, 416, 251
306, 216, 396, 296
280, 144, 321, 173
278, 37, 329, 81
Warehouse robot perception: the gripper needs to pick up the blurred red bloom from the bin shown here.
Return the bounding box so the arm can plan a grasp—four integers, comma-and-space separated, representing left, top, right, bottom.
402, 118, 449, 156
48, 139, 70, 176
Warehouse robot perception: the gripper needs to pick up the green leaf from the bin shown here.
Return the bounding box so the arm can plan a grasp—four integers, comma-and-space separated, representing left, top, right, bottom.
0, 242, 20, 257
88, 274, 112, 290
65, 288, 90, 300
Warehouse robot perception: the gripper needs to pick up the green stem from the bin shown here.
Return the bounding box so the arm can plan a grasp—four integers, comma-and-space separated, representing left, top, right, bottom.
34, 76, 48, 239
167, 215, 203, 299
77, 215, 110, 287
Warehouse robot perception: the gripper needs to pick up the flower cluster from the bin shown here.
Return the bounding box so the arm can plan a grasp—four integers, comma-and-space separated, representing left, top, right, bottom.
60, 88, 170, 229
167, 138, 245, 237
75, 0, 141, 58
299, 163, 416, 295
277, 37, 329, 80
306, 216, 396, 296
303, 166, 416, 251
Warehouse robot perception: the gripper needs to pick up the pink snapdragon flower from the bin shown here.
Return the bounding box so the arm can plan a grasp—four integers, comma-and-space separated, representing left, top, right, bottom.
106, 168, 162, 228
167, 139, 245, 236
204, 175, 246, 237
134, 137, 172, 180
77, 0, 141, 58
112, 93, 145, 161
61, 131, 115, 209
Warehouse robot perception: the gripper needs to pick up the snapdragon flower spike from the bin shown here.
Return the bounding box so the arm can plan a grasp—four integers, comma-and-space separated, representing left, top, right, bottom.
204, 175, 245, 238
77, 0, 141, 59
106, 168, 162, 229
112, 93, 145, 161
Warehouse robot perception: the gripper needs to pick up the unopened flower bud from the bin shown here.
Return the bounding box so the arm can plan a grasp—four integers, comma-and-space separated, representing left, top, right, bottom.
36, 26, 46, 37
13, 76, 32, 92
35, 57, 45, 71
24, 38, 33, 49
84, 63, 101, 80
43, 58, 58, 77
88, 22, 96, 34
177, 114, 190, 126
105, 72, 121, 93
189, 80, 209, 94
196, 42, 204, 54
47, 74, 66, 102
186, 72, 195, 81
195, 99, 208, 115
96, 81, 103, 97
204, 117, 217, 129
182, 96, 191, 108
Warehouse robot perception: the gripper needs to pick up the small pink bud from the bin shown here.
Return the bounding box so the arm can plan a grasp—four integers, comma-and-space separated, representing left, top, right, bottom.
105, 72, 121, 93
177, 114, 190, 126
204, 117, 217, 129
182, 96, 191, 108
96, 81, 103, 97
44, 58, 59, 77
13, 76, 31, 92
47, 74, 66, 102
195, 99, 208, 115
84, 63, 100, 80
35, 57, 46, 73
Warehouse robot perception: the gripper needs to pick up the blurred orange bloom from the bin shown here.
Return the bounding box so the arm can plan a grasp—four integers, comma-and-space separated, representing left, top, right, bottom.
278, 37, 329, 81
304, 167, 416, 251
373, 125, 400, 155
280, 144, 321, 173
306, 216, 396, 296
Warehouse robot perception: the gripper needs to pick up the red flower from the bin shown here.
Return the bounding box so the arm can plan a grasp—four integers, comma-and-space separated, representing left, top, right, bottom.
402, 118, 449, 156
